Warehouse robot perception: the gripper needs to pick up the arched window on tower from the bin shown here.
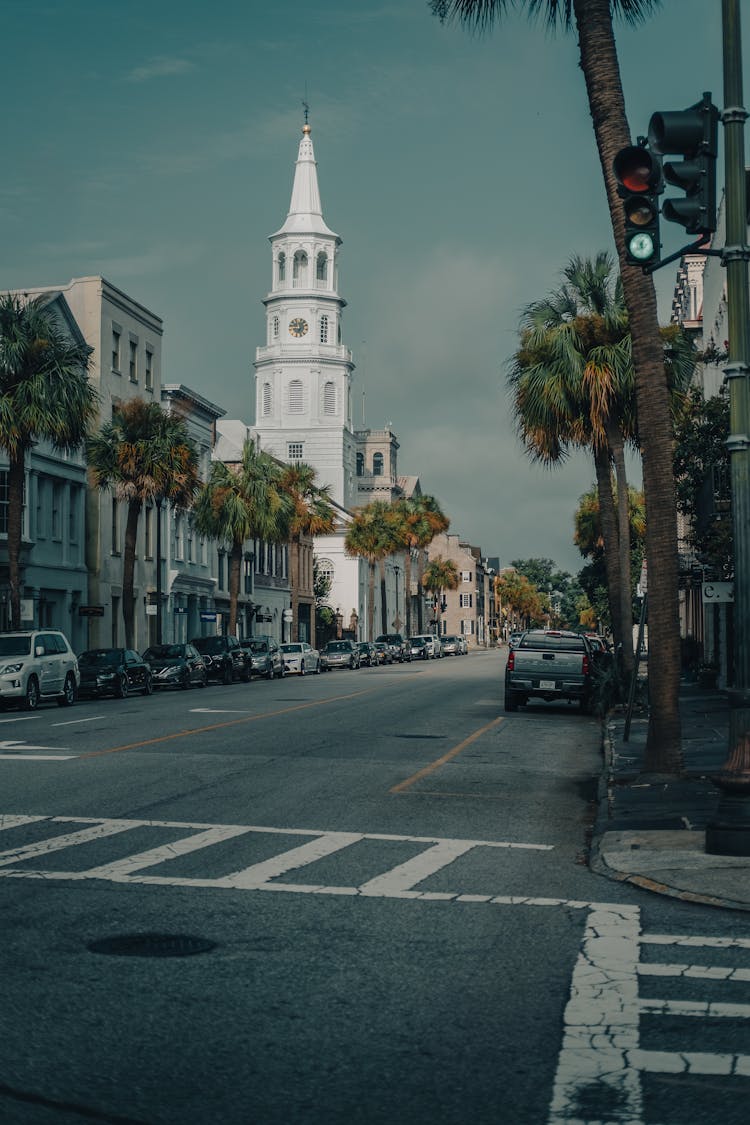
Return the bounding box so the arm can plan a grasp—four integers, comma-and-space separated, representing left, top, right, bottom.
262, 383, 272, 416
277, 252, 286, 284
373, 452, 384, 476
293, 251, 308, 287
356, 452, 364, 477
320, 315, 329, 343
288, 380, 304, 413
323, 382, 336, 415
316, 252, 328, 284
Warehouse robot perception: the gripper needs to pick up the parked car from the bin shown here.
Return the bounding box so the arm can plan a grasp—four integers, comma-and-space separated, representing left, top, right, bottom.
374, 633, 411, 663
457, 635, 469, 654
508, 632, 524, 649
321, 640, 361, 670
0, 629, 79, 711
191, 635, 250, 684
143, 643, 207, 690
410, 634, 442, 659
357, 641, 378, 667
78, 648, 153, 699
240, 637, 285, 679
280, 641, 322, 675
373, 641, 393, 665
440, 635, 461, 656
505, 629, 593, 713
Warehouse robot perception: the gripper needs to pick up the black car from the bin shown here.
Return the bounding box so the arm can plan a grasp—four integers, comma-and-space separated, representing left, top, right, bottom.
143, 643, 208, 690
190, 635, 250, 684
78, 648, 153, 699
357, 641, 378, 667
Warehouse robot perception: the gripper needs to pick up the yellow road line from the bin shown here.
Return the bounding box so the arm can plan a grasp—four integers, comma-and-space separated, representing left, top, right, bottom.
78, 689, 373, 759
390, 715, 505, 793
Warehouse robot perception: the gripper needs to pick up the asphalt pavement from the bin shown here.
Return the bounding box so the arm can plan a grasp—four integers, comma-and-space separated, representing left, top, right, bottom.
591, 677, 750, 911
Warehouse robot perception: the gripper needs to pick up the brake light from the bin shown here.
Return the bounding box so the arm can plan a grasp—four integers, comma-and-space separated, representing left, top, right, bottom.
582, 654, 590, 676
507, 650, 515, 672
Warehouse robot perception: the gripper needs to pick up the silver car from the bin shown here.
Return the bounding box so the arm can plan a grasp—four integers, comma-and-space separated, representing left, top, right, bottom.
322, 640, 361, 670
279, 642, 321, 675
440, 635, 461, 656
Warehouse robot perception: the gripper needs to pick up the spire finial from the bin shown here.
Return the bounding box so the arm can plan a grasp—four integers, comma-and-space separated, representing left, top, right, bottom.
302, 95, 310, 134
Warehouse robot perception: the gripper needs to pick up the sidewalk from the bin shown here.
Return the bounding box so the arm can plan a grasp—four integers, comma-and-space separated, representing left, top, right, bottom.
590, 680, 750, 911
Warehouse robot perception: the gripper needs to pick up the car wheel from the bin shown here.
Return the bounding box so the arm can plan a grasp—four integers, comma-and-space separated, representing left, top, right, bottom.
277, 664, 286, 679
265, 665, 274, 680
22, 676, 40, 711
315, 660, 321, 674
57, 673, 77, 707
143, 674, 153, 697
198, 673, 207, 688
300, 662, 306, 676
115, 674, 128, 699
241, 665, 252, 683
504, 688, 518, 713
180, 671, 190, 690
222, 663, 232, 686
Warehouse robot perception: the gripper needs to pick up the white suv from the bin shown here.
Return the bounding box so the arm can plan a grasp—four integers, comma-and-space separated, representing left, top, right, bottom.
0, 630, 80, 711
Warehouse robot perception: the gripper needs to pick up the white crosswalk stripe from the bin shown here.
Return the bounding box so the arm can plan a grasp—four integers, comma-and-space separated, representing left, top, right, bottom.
548, 919, 750, 1124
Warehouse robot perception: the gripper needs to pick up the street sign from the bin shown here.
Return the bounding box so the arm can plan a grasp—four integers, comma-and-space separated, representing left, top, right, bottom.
282, 609, 293, 622
145, 605, 157, 616
174, 607, 188, 615
702, 582, 734, 603
200, 611, 217, 622
78, 606, 105, 617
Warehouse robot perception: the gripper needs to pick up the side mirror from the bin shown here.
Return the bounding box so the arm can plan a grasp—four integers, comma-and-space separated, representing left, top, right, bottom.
35, 645, 45, 657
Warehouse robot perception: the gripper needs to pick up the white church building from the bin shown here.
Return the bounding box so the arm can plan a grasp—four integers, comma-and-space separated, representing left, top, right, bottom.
253, 121, 420, 638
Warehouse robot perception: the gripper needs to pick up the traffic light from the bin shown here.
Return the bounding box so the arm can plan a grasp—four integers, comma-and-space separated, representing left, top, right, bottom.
613, 143, 663, 266
648, 92, 719, 235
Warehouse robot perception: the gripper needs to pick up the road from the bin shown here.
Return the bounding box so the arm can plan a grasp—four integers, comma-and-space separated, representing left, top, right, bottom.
2, 650, 750, 1124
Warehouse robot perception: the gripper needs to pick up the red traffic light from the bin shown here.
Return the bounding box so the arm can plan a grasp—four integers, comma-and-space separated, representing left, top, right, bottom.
613, 146, 662, 193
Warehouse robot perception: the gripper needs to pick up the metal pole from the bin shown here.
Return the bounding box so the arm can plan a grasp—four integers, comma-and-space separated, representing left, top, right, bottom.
155, 500, 163, 645
706, 0, 750, 853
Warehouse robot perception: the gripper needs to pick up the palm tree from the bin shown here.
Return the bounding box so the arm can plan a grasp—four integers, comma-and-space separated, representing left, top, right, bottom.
345, 501, 396, 639
423, 556, 460, 636
278, 462, 336, 641
0, 294, 98, 628
193, 440, 292, 636
394, 495, 450, 634
87, 398, 199, 648
431, 0, 683, 771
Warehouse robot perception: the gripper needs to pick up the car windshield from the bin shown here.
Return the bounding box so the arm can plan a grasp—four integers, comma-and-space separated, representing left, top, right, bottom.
144, 645, 185, 660
193, 637, 224, 654
79, 650, 123, 666
519, 633, 586, 652
327, 642, 350, 653
281, 644, 302, 654
245, 640, 268, 652
0, 636, 32, 657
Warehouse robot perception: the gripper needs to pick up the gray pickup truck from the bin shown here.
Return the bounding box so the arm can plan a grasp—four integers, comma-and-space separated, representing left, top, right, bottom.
504, 630, 592, 713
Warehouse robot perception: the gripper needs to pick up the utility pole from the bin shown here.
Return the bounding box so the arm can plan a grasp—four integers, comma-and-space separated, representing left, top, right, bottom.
706, 0, 750, 854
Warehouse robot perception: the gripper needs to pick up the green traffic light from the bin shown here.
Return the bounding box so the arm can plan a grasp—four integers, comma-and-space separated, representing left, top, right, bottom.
628, 232, 656, 261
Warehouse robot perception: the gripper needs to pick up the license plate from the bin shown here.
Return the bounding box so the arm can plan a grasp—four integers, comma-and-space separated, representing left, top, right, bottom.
539, 679, 556, 690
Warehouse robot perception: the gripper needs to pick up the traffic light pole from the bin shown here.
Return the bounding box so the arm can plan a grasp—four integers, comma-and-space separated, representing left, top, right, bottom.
706, 0, 750, 854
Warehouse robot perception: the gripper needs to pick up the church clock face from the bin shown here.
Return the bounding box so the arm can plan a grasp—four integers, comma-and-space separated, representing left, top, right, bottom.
289, 317, 308, 338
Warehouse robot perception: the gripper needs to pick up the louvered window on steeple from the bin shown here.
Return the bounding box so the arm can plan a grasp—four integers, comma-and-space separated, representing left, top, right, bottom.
277, 253, 286, 283
293, 251, 308, 287
288, 380, 304, 413
316, 252, 328, 283
356, 453, 364, 477
323, 382, 336, 414
262, 383, 272, 415
320, 315, 329, 343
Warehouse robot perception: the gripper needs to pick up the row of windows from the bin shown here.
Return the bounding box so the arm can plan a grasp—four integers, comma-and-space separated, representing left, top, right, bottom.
269, 314, 334, 344
0, 471, 80, 543
276, 250, 329, 286
262, 381, 338, 416
356, 452, 385, 476
111, 322, 155, 391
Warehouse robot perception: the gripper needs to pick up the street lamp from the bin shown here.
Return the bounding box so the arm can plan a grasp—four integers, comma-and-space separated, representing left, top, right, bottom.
393, 565, 401, 631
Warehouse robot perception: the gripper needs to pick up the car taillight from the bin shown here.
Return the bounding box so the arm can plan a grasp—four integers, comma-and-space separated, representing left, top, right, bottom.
582, 654, 590, 676
507, 650, 515, 672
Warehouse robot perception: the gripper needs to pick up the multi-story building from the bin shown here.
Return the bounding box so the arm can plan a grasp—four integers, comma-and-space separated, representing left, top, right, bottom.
0, 291, 90, 649
427, 533, 491, 647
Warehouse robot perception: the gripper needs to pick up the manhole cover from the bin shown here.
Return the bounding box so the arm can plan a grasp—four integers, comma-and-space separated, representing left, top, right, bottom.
88, 933, 216, 958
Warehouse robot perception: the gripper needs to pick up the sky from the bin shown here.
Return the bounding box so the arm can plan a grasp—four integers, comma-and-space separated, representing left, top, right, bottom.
0, 0, 734, 576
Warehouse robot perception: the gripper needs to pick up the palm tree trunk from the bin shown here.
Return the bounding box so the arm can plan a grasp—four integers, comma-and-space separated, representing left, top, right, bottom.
593, 445, 623, 654
7, 453, 25, 629
574, 0, 682, 772
228, 542, 242, 635
609, 424, 635, 677
290, 535, 300, 642
379, 558, 388, 635
416, 553, 425, 632
367, 561, 376, 640
122, 500, 141, 649
404, 547, 414, 637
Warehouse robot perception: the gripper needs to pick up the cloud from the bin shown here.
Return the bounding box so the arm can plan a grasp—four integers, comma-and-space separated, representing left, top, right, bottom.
125, 56, 195, 83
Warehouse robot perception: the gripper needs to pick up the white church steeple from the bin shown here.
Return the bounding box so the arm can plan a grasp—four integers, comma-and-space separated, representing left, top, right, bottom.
253, 121, 357, 510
